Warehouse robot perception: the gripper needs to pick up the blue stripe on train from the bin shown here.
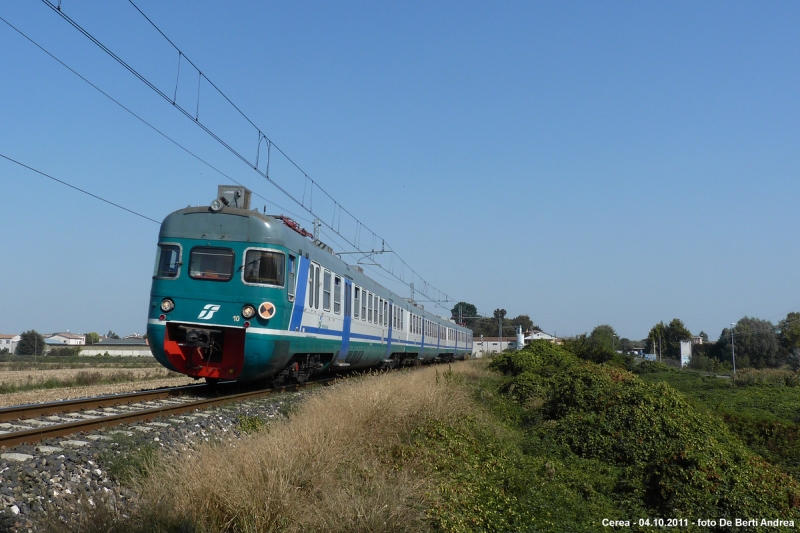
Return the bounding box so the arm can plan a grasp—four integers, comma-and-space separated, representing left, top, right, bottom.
288, 256, 309, 331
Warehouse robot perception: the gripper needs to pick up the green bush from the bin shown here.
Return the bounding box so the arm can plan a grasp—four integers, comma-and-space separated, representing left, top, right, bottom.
489, 340, 575, 377
632, 360, 673, 374
47, 346, 82, 357
491, 345, 800, 521
733, 367, 800, 387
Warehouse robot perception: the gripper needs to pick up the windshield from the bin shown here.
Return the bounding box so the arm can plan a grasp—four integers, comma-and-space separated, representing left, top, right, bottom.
243, 249, 285, 286
189, 247, 234, 281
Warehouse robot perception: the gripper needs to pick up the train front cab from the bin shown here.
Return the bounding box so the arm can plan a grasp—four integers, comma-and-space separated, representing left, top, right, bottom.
147, 238, 295, 383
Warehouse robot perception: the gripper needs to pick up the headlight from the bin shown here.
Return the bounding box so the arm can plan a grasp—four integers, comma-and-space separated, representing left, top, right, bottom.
160, 298, 175, 312
242, 304, 256, 319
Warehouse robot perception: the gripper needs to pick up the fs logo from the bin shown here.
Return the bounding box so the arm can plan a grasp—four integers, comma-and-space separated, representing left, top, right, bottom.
197, 304, 221, 320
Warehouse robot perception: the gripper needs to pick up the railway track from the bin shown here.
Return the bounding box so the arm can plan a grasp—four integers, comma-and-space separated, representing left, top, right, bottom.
0, 380, 328, 449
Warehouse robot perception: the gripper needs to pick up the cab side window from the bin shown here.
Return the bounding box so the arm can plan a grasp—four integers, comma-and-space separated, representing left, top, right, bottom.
287, 255, 296, 301
154, 243, 181, 279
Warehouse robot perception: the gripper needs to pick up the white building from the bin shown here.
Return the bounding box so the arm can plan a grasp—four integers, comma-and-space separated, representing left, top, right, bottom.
46, 332, 86, 345
0, 334, 20, 353
80, 338, 152, 357
525, 330, 558, 343
472, 337, 520, 357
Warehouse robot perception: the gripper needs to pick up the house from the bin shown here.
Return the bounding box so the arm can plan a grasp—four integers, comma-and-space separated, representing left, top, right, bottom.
525, 330, 560, 344
0, 334, 20, 353
472, 336, 520, 357
46, 332, 86, 345
80, 337, 152, 357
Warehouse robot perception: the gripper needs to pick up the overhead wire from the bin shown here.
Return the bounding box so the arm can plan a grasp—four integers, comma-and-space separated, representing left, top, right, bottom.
0, 13, 310, 225
39, 0, 454, 305
0, 153, 160, 224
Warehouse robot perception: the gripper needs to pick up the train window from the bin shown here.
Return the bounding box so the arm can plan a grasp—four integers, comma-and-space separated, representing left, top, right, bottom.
154, 243, 181, 279
368, 293, 373, 322
373, 296, 379, 324
189, 247, 234, 281
287, 255, 296, 301
314, 265, 321, 309
344, 281, 351, 316
243, 249, 285, 286
354, 288, 360, 319
323, 270, 332, 311
378, 298, 383, 325
362, 291, 367, 321
334, 276, 341, 314
384, 301, 388, 326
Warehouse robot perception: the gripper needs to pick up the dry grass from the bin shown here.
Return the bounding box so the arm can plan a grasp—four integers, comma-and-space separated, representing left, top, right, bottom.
127, 362, 488, 532
0, 367, 175, 388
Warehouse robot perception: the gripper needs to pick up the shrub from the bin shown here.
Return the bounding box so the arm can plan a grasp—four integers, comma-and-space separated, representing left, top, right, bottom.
632, 360, 673, 374
48, 346, 81, 357
489, 340, 575, 377
494, 348, 800, 520
733, 367, 800, 387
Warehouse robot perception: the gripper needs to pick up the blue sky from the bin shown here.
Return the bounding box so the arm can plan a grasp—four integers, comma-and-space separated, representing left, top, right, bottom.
1, 1, 799, 341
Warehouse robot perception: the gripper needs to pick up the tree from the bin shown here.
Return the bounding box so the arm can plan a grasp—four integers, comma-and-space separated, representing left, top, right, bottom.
698, 331, 709, 342
644, 322, 667, 356
84, 332, 100, 345
106, 331, 120, 339
778, 312, 800, 357
664, 318, 692, 359
450, 302, 478, 328
589, 324, 617, 353
644, 319, 691, 359
493, 309, 507, 320
718, 317, 779, 369
509, 314, 537, 332
16, 330, 46, 356
563, 326, 615, 364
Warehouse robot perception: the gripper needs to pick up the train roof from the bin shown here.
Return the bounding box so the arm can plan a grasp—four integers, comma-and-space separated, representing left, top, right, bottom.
159, 206, 470, 333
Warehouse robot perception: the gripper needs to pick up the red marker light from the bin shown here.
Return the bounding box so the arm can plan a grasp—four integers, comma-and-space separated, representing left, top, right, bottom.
244, 321, 250, 328
159, 314, 166, 321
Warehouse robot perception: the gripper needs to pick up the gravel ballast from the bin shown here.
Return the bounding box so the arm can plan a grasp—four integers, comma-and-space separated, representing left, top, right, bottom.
0, 391, 304, 532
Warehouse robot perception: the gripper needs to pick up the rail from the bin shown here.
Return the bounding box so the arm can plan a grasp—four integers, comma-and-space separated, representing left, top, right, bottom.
0, 379, 332, 449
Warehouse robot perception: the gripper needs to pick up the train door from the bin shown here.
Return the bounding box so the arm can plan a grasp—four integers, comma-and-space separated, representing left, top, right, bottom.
289, 256, 310, 331
301, 262, 321, 332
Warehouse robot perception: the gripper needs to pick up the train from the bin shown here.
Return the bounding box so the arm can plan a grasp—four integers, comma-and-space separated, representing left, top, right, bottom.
146, 185, 473, 385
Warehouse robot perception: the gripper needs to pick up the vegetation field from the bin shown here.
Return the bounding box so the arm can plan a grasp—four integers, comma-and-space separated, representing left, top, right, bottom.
0, 355, 184, 397
638, 365, 800, 481
50, 342, 800, 532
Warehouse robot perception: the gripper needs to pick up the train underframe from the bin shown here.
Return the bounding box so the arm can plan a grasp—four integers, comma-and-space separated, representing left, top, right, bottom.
161, 323, 246, 381
159, 322, 470, 386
